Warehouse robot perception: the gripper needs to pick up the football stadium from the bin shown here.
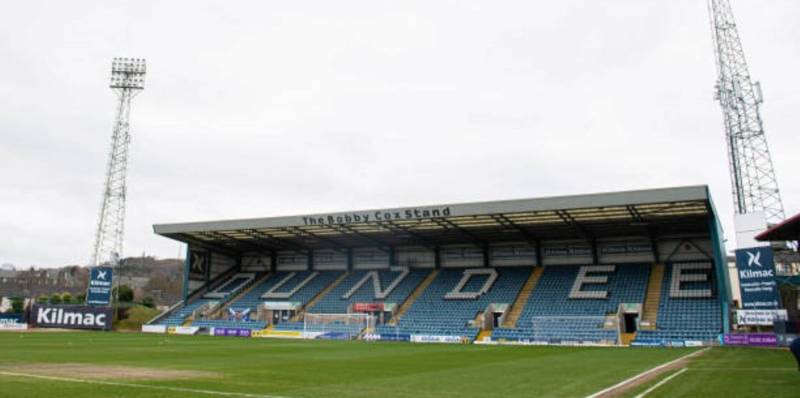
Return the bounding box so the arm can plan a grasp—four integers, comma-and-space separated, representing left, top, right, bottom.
149, 185, 729, 347
1, 186, 799, 397
3, 1, 800, 397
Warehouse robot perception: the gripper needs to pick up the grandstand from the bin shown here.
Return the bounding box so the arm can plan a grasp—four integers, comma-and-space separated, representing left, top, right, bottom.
149, 185, 731, 345
376, 267, 529, 339
492, 264, 649, 343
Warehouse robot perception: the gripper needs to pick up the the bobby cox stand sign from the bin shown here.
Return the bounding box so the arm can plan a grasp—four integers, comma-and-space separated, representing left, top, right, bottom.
32, 305, 112, 331
86, 266, 113, 306
734, 246, 780, 310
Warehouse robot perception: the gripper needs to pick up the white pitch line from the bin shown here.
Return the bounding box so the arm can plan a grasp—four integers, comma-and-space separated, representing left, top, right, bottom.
584, 347, 709, 398
633, 368, 687, 398
0, 370, 290, 398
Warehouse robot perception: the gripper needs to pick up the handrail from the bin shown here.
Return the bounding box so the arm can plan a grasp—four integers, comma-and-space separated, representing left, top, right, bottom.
145, 299, 185, 325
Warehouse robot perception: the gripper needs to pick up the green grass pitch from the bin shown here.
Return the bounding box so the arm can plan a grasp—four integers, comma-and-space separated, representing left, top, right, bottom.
0, 332, 797, 397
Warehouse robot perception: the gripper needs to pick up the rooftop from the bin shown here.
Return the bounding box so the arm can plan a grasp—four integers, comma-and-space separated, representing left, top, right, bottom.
153, 185, 715, 254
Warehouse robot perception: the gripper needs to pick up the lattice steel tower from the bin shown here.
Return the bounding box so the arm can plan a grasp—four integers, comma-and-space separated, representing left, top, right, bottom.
708, 0, 785, 224
91, 58, 146, 266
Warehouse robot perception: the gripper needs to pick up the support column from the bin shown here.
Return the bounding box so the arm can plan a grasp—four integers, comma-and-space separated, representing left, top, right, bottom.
389, 246, 396, 267
204, 252, 212, 285
650, 235, 660, 264
270, 251, 277, 273
535, 241, 543, 267
434, 246, 441, 269
182, 245, 191, 301
347, 248, 354, 271
307, 250, 314, 271
709, 215, 732, 334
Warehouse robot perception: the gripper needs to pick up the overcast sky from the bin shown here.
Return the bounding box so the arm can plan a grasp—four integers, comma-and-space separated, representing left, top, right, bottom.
1, 1, 798, 268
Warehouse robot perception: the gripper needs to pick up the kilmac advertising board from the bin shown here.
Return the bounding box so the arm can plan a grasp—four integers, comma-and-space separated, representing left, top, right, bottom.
31, 305, 112, 331
86, 266, 113, 306
734, 247, 780, 310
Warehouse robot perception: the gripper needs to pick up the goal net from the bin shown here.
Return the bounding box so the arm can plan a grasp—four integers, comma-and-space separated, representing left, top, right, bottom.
529, 316, 614, 343
303, 313, 376, 339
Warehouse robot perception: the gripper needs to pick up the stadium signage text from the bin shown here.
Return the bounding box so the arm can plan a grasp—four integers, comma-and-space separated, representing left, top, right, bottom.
723, 333, 777, 347
141, 324, 167, 333
86, 266, 113, 306
410, 334, 464, 344
735, 309, 788, 326
734, 247, 780, 309
168, 326, 200, 335
0, 314, 27, 330
302, 207, 452, 226
353, 303, 384, 312
363, 333, 411, 342
212, 327, 252, 337
32, 305, 111, 330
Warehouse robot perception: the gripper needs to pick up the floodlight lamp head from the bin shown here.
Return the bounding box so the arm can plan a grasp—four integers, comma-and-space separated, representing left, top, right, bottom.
110, 57, 146, 89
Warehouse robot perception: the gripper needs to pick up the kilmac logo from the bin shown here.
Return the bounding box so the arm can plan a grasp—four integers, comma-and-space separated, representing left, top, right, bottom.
746, 251, 762, 267
33, 306, 111, 330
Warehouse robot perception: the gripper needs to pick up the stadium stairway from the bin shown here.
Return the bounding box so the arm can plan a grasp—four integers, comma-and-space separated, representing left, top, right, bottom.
147, 266, 244, 326
640, 263, 664, 330
619, 332, 637, 346
476, 329, 492, 342
209, 272, 273, 319
634, 262, 722, 343
387, 269, 439, 326
502, 267, 543, 328
290, 272, 350, 321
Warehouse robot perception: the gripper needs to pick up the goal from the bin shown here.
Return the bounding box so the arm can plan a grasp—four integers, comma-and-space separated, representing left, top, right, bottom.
529, 315, 614, 344
303, 313, 376, 339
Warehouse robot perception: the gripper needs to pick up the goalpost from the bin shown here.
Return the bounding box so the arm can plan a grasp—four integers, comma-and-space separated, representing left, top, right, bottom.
530, 316, 613, 344
303, 313, 376, 339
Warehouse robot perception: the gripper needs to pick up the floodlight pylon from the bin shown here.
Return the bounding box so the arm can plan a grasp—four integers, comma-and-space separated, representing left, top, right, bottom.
91, 57, 146, 266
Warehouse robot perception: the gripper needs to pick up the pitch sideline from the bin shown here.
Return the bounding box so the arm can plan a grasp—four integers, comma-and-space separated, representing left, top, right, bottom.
584, 347, 709, 398
0, 370, 290, 398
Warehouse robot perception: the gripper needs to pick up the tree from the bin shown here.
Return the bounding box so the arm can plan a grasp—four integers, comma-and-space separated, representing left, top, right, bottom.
74, 293, 86, 304
61, 292, 73, 304
49, 293, 62, 305
37, 294, 48, 304
140, 296, 155, 308
11, 297, 24, 313
114, 285, 134, 303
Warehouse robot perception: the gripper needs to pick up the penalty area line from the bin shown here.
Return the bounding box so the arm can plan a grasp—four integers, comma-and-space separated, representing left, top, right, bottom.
0, 370, 290, 398
584, 347, 709, 398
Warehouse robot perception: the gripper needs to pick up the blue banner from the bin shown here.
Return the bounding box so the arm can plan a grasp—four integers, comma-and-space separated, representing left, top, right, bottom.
87, 266, 113, 306
735, 247, 779, 310
0, 314, 27, 330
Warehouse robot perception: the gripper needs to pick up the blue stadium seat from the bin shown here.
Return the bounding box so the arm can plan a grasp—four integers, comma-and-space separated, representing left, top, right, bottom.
157, 298, 215, 326
307, 269, 430, 317
376, 267, 530, 339
157, 271, 343, 328
226, 271, 343, 314
634, 263, 721, 343
492, 264, 649, 343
